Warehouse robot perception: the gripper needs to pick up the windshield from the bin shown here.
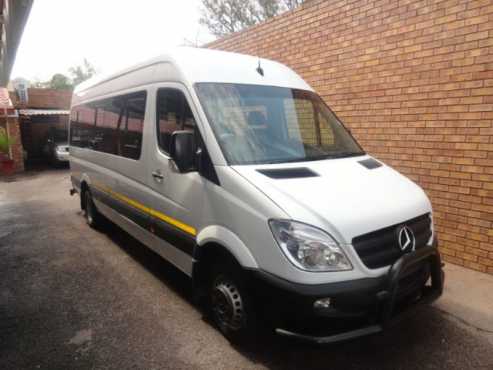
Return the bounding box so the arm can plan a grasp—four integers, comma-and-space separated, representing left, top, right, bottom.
195, 83, 365, 165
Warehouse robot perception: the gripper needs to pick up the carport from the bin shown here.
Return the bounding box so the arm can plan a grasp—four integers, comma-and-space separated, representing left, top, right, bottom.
18, 109, 69, 166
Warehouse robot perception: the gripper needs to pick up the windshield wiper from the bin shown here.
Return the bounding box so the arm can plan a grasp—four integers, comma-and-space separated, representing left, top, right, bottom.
263, 157, 314, 164
262, 152, 365, 164
323, 151, 366, 159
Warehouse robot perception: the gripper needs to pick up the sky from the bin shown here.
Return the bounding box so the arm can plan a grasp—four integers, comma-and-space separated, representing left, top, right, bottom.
11, 0, 215, 82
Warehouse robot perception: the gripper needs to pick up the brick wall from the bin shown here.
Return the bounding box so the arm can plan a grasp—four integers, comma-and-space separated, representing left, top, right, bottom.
208, 0, 493, 274
10, 88, 72, 109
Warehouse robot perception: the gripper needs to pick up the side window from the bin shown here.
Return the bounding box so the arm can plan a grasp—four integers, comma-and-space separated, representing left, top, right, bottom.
70, 91, 146, 159
95, 97, 124, 155
70, 104, 95, 148
156, 89, 196, 154
121, 92, 146, 160
69, 108, 80, 147
93, 104, 105, 151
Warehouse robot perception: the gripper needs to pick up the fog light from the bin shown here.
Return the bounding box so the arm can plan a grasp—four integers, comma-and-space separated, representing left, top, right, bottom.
314, 297, 332, 309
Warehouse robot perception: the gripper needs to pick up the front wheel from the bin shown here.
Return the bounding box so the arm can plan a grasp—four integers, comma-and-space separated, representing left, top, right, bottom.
84, 190, 102, 229
209, 263, 257, 344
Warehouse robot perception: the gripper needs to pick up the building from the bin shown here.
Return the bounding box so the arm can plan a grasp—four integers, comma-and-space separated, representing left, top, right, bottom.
0, 0, 34, 173
11, 88, 71, 166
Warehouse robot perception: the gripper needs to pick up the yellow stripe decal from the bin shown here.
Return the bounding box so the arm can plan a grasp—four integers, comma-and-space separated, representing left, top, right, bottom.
92, 183, 197, 236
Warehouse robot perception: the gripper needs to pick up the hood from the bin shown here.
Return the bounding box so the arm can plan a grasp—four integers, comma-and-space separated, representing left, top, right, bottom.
232, 155, 432, 244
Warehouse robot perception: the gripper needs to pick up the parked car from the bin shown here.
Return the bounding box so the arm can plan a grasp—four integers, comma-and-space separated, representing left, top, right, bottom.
68, 47, 444, 344
42, 128, 69, 166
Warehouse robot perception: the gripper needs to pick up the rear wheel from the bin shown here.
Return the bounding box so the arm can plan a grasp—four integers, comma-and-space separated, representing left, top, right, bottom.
209, 262, 257, 343
84, 190, 102, 228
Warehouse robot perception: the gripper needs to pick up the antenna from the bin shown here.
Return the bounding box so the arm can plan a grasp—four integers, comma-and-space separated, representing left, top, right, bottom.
256, 59, 264, 76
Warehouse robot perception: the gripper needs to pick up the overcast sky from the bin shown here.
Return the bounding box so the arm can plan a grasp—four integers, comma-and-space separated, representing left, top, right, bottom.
11, 0, 215, 82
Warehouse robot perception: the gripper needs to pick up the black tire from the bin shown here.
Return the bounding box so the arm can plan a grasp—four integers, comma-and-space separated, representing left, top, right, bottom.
84, 190, 102, 229
208, 261, 257, 344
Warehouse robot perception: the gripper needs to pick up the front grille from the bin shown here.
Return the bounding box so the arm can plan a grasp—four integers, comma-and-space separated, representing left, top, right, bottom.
352, 214, 432, 269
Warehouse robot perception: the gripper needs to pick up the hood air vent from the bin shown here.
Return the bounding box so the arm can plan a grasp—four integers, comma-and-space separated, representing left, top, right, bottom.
358, 158, 382, 169
257, 167, 319, 179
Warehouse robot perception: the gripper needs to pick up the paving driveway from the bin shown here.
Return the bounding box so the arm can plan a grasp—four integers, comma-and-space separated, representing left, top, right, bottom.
1, 170, 492, 370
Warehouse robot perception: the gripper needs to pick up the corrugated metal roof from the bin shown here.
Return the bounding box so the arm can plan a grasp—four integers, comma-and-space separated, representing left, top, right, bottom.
18, 109, 70, 116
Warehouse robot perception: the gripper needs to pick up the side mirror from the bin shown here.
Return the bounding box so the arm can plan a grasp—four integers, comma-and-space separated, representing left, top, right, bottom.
169, 131, 196, 172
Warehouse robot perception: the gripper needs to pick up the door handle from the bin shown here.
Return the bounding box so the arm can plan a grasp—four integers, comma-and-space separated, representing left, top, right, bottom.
152, 170, 164, 182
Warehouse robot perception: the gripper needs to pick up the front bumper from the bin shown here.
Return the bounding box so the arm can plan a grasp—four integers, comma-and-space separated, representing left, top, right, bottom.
248, 241, 444, 344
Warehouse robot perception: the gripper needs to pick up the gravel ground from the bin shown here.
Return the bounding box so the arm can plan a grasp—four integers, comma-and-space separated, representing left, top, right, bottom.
1, 169, 492, 370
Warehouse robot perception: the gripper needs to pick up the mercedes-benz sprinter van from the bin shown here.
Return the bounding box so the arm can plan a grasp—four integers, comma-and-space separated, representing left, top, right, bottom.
69, 47, 444, 344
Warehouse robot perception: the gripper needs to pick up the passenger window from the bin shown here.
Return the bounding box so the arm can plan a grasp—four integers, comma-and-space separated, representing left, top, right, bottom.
156, 89, 196, 153
95, 97, 124, 155
69, 109, 81, 147
70, 91, 146, 159
93, 104, 105, 151
121, 92, 146, 160
70, 105, 95, 148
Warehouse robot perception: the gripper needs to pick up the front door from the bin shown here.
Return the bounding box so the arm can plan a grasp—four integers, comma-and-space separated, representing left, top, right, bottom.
145, 84, 205, 274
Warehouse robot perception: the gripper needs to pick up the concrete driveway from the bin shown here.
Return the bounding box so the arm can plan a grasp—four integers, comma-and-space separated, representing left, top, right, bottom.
1, 170, 492, 370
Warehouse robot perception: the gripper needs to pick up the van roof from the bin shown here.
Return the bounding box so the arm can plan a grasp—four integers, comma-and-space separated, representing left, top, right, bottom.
74, 47, 313, 97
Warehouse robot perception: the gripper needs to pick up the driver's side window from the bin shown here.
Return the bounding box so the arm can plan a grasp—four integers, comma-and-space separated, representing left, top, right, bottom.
156, 88, 196, 154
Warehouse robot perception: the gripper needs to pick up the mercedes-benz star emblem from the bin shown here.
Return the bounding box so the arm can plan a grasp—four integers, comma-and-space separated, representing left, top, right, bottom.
398, 226, 415, 252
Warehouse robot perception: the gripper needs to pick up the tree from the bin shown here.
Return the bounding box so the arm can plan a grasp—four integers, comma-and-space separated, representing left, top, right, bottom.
200, 0, 304, 37
69, 59, 96, 87
48, 73, 72, 90
281, 0, 304, 10
16, 60, 98, 91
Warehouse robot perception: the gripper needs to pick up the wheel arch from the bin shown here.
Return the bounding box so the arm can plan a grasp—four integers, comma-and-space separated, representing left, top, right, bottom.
192, 226, 259, 300
195, 225, 258, 269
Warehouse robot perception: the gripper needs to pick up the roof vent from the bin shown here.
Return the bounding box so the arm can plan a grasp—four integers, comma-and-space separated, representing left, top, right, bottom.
358, 158, 382, 169
257, 167, 319, 179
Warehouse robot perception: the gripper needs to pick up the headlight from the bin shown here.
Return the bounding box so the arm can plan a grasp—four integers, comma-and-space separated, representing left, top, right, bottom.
269, 220, 352, 272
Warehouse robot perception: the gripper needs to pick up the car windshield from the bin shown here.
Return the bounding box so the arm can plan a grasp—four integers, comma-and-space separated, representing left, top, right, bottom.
195, 83, 365, 165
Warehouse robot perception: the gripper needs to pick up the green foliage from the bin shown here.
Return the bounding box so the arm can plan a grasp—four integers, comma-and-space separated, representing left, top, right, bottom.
25, 59, 97, 91
48, 73, 72, 90
69, 59, 96, 87
0, 127, 14, 155
200, 0, 304, 37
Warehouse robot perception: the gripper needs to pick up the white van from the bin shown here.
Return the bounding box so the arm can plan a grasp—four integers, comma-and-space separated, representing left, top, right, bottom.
69, 47, 444, 344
